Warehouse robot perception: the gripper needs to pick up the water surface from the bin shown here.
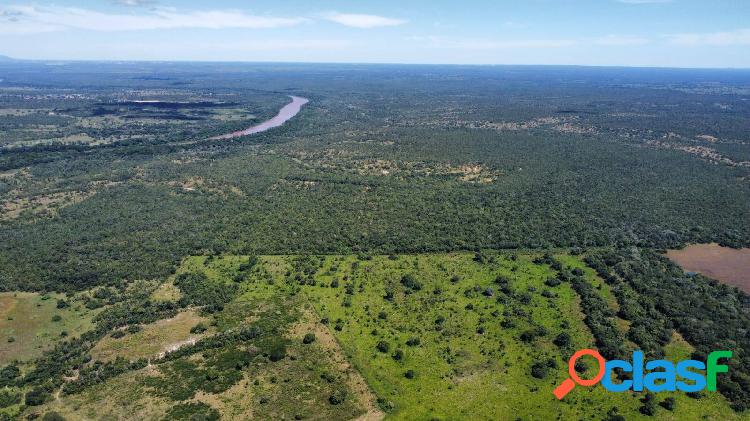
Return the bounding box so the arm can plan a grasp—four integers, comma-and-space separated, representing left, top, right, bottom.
211, 95, 308, 140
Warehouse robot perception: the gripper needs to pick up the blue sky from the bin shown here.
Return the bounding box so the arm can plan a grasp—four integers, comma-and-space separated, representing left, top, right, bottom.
0, 0, 749, 67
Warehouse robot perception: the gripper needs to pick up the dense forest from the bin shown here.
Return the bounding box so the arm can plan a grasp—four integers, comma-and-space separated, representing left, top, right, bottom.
1, 63, 749, 292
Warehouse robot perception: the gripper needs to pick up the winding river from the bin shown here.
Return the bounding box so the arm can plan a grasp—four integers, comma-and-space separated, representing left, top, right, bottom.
211, 95, 309, 140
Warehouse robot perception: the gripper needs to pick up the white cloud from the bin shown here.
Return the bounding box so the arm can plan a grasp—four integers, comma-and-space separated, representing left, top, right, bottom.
616, 0, 673, 4
409, 36, 576, 50
323, 12, 406, 29
666, 28, 750, 46
114, 0, 155, 7
0, 5, 308, 34
194, 39, 355, 52
503, 21, 528, 29
595, 35, 650, 46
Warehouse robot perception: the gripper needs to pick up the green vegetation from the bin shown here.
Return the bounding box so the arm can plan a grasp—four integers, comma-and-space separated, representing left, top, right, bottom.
2, 252, 748, 419
0, 292, 98, 364
586, 248, 750, 411
1, 64, 749, 293
0, 62, 749, 419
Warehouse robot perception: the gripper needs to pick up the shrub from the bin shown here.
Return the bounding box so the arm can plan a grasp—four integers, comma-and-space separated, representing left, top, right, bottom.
164, 402, 219, 421
519, 327, 547, 342
406, 337, 420, 347
400, 274, 422, 291
376, 341, 390, 353
190, 323, 208, 334
329, 389, 348, 405
659, 397, 675, 411
530, 362, 549, 379
0, 366, 19, 387
0, 388, 21, 408
500, 319, 516, 329
392, 349, 404, 361
639, 393, 657, 416
238, 256, 258, 272
42, 412, 66, 421
264, 338, 287, 362
377, 398, 395, 412
553, 332, 571, 347
404, 369, 415, 379
25, 388, 50, 406
517, 292, 532, 305
545, 278, 561, 287
494, 275, 510, 285
302, 333, 316, 344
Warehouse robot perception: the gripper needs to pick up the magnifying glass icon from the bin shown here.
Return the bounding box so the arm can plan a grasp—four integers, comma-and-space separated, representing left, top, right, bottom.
553, 348, 606, 400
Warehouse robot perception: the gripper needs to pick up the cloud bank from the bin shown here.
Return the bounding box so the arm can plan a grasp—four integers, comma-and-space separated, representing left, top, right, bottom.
595, 35, 650, 46
616, 0, 673, 4
666, 28, 750, 46
0, 5, 308, 34
323, 12, 407, 28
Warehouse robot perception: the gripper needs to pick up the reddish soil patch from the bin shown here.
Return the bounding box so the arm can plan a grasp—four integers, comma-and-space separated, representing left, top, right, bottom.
666, 243, 750, 293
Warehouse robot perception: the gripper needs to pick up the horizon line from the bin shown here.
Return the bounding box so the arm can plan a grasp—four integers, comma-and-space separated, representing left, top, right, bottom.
1, 55, 749, 71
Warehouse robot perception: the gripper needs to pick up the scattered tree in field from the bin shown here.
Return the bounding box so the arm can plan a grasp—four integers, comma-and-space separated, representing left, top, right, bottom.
660, 397, 675, 411
376, 341, 390, 353
329, 390, 347, 405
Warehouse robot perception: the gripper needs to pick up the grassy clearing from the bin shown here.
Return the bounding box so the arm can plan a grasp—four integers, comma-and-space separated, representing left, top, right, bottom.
33, 368, 175, 421
17, 253, 745, 420
29, 255, 369, 421
288, 253, 742, 420
149, 280, 181, 303
0, 292, 97, 364
90, 309, 210, 362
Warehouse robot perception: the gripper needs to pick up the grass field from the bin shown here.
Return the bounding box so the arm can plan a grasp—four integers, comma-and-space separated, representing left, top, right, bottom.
0, 292, 98, 364
284, 253, 741, 420
17, 253, 746, 420
90, 309, 210, 362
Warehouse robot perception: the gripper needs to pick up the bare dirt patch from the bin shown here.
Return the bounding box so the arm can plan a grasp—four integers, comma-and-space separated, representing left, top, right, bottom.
666, 243, 750, 293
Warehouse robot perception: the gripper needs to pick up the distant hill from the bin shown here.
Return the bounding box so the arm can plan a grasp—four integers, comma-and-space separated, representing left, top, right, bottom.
0, 55, 15, 61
